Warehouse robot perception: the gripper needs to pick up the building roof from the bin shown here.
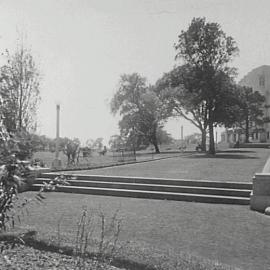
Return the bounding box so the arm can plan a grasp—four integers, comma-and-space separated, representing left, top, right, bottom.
239, 65, 270, 95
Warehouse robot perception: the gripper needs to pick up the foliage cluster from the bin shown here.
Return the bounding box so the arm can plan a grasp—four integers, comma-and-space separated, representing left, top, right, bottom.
0, 46, 40, 133
0, 120, 70, 255
111, 73, 171, 153
111, 17, 265, 154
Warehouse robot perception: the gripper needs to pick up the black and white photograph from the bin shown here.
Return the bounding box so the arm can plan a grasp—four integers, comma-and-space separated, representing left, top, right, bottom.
0, 1, 269, 269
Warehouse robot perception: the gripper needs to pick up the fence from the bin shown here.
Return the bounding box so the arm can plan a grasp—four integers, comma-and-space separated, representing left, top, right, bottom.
112, 148, 136, 162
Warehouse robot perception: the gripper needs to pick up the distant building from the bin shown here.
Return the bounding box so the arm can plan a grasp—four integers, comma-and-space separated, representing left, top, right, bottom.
221, 65, 270, 145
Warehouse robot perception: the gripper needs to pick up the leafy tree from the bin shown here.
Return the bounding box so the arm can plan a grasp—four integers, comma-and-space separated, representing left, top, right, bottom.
111, 73, 169, 153
29, 134, 48, 151
47, 137, 69, 152
57, 137, 67, 151
109, 133, 150, 151
93, 137, 104, 151
86, 138, 104, 151
63, 138, 80, 165
39, 135, 51, 150
109, 135, 126, 150
0, 122, 44, 161
156, 128, 174, 145
232, 86, 265, 143
156, 65, 209, 151
184, 133, 202, 145
174, 17, 239, 154
0, 45, 41, 132
0, 120, 69, 237
156, 65, 237, 151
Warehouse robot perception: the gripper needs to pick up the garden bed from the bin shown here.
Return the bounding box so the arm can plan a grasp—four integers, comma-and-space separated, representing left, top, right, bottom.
0, 245, 122, 270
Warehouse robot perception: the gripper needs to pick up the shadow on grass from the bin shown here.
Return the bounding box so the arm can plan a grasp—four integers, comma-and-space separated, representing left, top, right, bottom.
158, 150, 195, 155
136, 151, 183, 155
217, 150, 255, 154
19, 237, 159, 270
185, 153, 259, 159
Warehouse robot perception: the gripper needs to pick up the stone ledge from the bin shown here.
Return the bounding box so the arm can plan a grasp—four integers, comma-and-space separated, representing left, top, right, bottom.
252, 173, 270, 195
250, 195, 270, 212
251, 173, 270, 212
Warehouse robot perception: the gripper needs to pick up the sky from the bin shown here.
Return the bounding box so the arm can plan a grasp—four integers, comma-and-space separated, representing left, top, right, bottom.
0, 0, 270, 145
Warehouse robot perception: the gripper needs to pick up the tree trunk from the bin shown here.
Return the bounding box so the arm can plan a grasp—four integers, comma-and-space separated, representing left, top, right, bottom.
152, 141, 160, 153
200, 129, 207, 152
245, 115, 249, 143
19, 50, 24, 130
208, 110, 215, 154
151, 133, 160, 154
131, 127, 137, 157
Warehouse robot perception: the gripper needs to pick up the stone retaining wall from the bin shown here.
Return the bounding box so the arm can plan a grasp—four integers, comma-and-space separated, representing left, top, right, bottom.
250, 155, 270, 212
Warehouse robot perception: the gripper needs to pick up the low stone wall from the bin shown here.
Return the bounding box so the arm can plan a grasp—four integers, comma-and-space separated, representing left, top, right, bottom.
250, 155, 270, 212
250, 173, 270, 212
239, 143, 270, 148
18, 167, 51, 193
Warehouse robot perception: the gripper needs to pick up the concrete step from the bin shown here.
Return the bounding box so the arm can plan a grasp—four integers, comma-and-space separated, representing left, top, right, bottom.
239, 143, 270, 148
31, 184, 250, 205
36, 178, 251, 197
40, 173, 252, 190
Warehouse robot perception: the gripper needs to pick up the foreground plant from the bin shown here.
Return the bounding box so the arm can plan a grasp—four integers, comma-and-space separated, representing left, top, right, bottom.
0, 123, 70, 254
51, 207, 123, 270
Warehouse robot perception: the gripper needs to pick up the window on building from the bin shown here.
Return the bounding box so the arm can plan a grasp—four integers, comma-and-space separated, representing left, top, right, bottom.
259, 75, 265, 88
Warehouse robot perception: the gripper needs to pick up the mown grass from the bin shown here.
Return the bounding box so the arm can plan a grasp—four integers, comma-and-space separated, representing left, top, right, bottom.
23, 148, 270, 269
33, 147, 183, 170
66, 148, 269, 182
19, 192, 270, 270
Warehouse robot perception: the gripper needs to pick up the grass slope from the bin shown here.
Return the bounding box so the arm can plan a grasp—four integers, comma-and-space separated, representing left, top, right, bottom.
20, 148, 270, 269
66, 148, 269, 182
20, 192, 270, 270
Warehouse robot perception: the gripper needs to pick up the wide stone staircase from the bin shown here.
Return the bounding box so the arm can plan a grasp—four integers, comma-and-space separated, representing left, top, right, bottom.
31, 173, 252, 205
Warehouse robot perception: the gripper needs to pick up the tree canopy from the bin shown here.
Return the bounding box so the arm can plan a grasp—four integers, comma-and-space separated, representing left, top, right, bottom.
86, 137, 104, 151
231, 86, 265, 142
156, 64, 238, 151
173, 17, 239, 154
111, 73, 169, 153
0, 45, 41, 133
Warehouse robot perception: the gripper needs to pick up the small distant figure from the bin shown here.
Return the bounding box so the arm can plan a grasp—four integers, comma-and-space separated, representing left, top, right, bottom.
234, 141, 240, 148
179, 144, 187, 152
82, 147, 91, 158
99, 146, 107, 156
196, 144, 202, 152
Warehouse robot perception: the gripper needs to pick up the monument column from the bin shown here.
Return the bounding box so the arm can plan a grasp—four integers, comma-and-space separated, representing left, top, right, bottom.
52, 104, 62, 168
181, 125, 183, 141
180, 125, 184, 151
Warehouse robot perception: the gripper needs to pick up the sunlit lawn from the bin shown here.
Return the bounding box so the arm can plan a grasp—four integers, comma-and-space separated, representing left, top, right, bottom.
67, 148, 270, 182
20, 192, 270, 270
23, 147, 270, 270
33, 146, 184, 170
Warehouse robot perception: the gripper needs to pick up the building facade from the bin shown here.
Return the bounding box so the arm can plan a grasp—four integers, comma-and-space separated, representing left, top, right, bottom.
222, 65, 270, 145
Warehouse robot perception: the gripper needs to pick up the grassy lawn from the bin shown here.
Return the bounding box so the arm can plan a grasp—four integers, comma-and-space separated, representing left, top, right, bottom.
23, 147, 270, 269
67, 148, 270, 182
20, 192, 270, 270
34, 150, 122, 167
33, 148, 183, 169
